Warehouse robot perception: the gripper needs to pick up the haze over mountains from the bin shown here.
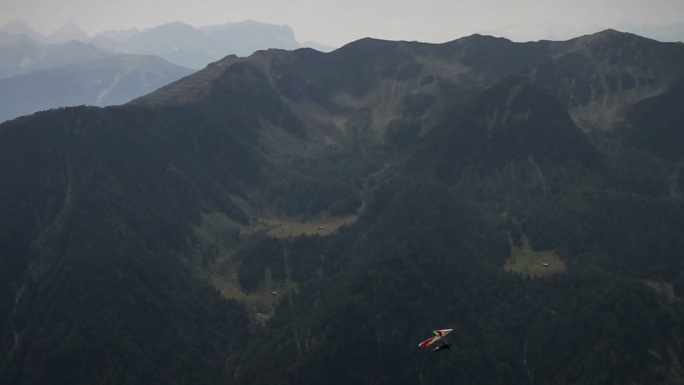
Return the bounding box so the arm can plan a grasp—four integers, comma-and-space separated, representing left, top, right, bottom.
1, 28, 683, 384
0, 19, 326, 123
1, 17, 681, 125
0, 19, 329, 68
0, 55, 194, 123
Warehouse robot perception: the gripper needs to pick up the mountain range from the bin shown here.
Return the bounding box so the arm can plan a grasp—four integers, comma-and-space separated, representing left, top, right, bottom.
0, 19, 330, 69
90, 20, 313, 69
0, 29, 683, 385
0, 19, 324, 124
0, 33, 112, 79
0, 54, 194, 123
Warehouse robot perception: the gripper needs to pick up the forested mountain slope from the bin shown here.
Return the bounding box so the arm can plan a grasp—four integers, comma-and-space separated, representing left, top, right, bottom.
1, 30, 683, 384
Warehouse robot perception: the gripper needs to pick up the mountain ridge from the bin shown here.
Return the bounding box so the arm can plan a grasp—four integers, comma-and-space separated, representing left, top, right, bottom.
0, 54, 194, 123
133, 29, 684, 148
0, 29, 683, 384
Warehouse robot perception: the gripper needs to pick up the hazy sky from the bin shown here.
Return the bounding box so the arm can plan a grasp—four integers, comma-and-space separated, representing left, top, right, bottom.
2, 0, 684, 47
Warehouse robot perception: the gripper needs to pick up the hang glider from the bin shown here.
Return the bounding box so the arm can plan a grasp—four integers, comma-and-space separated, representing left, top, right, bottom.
418, 329, 453, 352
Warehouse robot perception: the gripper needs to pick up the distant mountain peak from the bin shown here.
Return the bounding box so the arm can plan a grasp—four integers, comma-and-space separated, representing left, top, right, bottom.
0, 19, 44, 40
568, 28, 665, 54
49, 22, 90, 43
1, 19, 33, 31
579, 28, 639, 41
146, 21, 198, 33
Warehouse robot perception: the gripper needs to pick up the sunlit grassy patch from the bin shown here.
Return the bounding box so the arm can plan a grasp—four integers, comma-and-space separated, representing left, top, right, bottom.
194, 213, 357, 323
504, 235, 565, 277
258, 215, 358, 238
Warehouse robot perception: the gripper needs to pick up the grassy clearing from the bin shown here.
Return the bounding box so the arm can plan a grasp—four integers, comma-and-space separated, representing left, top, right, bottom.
251, 215, 358, 238
504, 235, 565, 277
207, 268, 294, 323
194, 212, 357, 322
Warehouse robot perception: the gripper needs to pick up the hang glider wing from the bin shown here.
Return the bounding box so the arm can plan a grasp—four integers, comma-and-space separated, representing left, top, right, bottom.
418, 329, 453, 348
418, 335, 442, 348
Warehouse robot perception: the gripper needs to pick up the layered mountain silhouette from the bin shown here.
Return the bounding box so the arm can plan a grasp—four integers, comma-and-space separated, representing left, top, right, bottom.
0, 54, 194, 123
0, 19, 316, 70
0, 30, 683, 385
0, 19, 316, 124
0, 34, 111, 79
91, 20, 309, 69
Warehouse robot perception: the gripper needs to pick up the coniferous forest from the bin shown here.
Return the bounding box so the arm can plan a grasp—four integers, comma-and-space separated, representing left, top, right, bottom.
1, 30, 684, 384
